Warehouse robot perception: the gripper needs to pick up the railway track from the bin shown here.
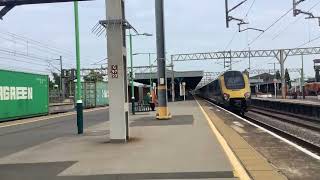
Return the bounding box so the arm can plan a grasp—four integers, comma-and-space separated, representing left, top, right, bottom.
200, 97, 320, 157
249, 106, 320, 132
245, 110, 320, 156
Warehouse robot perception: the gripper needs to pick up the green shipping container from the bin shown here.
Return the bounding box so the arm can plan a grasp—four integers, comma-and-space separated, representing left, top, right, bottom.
96, 82, 109, 106
0, 69, 49, 121
77, 82, 109, 109
82, 82, 96, 109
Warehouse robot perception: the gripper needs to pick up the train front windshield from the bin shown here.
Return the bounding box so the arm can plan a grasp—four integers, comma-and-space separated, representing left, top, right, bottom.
224, 71, 245, 90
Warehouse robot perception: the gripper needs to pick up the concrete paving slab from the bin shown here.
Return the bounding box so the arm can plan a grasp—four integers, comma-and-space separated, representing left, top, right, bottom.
198, 99, 288, 180
0, 100, 236, 179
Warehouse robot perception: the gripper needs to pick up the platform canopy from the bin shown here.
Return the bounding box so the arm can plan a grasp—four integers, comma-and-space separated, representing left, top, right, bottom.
0, 0, 92, 19
134, 70, 204, 92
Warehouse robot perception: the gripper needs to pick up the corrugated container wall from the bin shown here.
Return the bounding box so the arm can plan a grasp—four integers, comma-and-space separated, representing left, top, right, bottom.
82, 82, 96, 109
0, 69, 49, 121
96, 82, 109, 107
77, 82, 109, 109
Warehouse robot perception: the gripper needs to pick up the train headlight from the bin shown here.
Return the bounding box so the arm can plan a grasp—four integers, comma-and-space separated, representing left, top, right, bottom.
244, 92, 251, 99
223, 93, 230, 101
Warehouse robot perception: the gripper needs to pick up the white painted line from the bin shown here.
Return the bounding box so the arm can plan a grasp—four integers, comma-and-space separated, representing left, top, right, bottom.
195, 99, 251, 180
0, 107, 108, 129
233, 121, 244, 128
230, 125, 247, 134
204, 99, 320, 161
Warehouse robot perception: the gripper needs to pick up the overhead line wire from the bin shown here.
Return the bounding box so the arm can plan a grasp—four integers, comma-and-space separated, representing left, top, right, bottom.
0, 47, 74, 68
244, 0, 256, 18
0, 30, 75, 57
272, 0, 320, 40
0, 63, 51, 74
0, 34, 76, 67
249, 8, 293, 46
296, 33, 320, 47
0, 36, 76, 66
0, 57, 49, 67
224, 30, 238, 51
0, 29, 96, 66
224, 0, 256, 51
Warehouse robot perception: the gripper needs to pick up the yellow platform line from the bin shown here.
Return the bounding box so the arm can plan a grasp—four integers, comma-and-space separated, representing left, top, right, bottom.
195, 99, 252, 180
0, 107, 108, 129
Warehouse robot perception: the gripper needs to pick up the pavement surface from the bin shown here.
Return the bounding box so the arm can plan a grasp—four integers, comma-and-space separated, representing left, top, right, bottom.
0, 107, 109, 158
0, 101, 237, 180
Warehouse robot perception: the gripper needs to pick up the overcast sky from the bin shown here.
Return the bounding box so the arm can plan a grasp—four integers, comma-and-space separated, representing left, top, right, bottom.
0, 0, 320, 79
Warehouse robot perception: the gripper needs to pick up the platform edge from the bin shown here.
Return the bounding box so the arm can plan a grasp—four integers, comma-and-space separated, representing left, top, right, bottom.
195, 99, 252, 180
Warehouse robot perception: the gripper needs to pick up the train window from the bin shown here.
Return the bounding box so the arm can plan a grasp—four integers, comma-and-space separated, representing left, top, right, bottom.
214, 81, 218, 91
224, 71, 245, 89
216, 80, 221, 93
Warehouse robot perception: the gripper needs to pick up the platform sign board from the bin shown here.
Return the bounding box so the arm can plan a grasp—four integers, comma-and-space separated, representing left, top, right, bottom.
179, 82, 186, 96
111, 65, 118, 78
273, 79, 279, 99
179, 82, 186, 101
0, 69, 49, 121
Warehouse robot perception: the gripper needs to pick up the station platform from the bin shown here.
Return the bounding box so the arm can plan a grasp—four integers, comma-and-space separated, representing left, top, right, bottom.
252, 97, 320, 106
0, 100, 285, 180
251, 97, 320, 120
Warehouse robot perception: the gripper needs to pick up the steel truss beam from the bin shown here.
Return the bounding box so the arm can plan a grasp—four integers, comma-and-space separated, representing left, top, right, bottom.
171, 47, 320, 62
132, 65, 173, 75
249, 68, 301, 75
196, 68, 302, 88
64, 65, 174, 80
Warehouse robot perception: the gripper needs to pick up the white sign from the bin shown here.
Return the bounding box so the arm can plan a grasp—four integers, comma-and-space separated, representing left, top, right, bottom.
160, 78, 165, 85
0, 86, 33, 101
179, 82, 186, 96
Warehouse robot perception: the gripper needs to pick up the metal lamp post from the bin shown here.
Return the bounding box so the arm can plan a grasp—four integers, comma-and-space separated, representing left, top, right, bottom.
128, 33, 153, 115
73, 1, 83, 134
53, 56, 64, 100
148, 53, 152, 93
301, 55, 305, 99
132, 52, 156, 93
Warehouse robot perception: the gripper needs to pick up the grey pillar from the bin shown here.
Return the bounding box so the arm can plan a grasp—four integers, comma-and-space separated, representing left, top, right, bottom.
171, 58, 175, 102
61, 78, 66, 99
139, 86, 143, 102
59, 56, 63, 99
155, 0, 171, 119
106, 0, 129, 142
279, 50, 286, 99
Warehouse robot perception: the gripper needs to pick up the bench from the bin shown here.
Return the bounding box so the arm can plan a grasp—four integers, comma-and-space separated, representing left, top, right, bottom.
135, 102, 151, 112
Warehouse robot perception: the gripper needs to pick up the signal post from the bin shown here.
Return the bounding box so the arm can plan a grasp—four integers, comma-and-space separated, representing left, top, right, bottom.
155, 0, 171, 120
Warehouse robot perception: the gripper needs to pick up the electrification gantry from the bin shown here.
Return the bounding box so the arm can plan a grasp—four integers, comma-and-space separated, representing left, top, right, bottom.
172, 47, 320, 98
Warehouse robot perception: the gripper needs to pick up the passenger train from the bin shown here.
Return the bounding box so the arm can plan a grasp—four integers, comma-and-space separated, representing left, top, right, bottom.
196, 71, 251, 114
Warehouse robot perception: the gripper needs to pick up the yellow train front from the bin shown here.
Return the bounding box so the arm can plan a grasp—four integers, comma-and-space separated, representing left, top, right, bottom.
197, 71, 251, 114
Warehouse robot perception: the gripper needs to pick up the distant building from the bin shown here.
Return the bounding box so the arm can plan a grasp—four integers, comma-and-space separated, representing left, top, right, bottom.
250, 73, 275, 85
249, 73, 280, 94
